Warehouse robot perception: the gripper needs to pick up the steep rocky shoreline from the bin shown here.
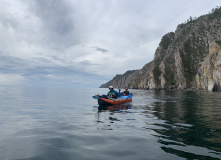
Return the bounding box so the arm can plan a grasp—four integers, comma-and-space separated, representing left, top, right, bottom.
100, 7, 221, 91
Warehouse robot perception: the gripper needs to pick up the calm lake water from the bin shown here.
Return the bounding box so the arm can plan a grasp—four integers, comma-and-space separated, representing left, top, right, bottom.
0, 86, 221, 160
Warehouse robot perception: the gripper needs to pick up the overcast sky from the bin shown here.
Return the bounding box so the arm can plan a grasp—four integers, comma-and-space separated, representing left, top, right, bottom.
0, 0, 220, 88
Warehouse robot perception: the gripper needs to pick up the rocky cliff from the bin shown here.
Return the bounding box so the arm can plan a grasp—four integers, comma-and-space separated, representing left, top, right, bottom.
196, 41, 221, 91
100, 7, 221, 91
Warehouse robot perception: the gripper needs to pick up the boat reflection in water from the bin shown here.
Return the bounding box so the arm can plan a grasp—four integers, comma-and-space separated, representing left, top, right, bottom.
96, 104, 134, 125
98, 104, 132, 112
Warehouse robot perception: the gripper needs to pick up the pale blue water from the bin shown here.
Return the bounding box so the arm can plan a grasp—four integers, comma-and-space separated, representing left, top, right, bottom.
0, 86, 221, 160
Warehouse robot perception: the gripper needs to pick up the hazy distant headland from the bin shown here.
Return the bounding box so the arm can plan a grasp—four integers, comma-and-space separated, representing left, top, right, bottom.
100, 7, 221, 91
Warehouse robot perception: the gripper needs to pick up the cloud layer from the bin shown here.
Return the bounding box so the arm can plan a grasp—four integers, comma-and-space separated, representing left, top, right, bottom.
0, 0, 220, 87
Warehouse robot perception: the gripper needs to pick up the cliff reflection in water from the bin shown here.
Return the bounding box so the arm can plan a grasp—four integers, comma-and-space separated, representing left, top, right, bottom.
149, 90, 221, 159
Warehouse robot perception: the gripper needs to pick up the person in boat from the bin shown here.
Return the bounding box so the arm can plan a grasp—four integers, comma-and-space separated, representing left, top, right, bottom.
107, 86, 120, 98
123, 88, 130, 96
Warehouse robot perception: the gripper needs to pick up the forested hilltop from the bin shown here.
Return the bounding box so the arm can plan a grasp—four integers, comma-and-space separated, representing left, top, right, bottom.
100, 7, 221, 91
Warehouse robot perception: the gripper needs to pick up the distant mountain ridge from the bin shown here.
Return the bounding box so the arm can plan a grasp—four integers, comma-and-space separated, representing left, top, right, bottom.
100, 7, 221, 91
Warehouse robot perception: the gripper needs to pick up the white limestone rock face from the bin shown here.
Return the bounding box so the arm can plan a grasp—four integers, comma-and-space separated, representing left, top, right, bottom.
196, 42, 221, 91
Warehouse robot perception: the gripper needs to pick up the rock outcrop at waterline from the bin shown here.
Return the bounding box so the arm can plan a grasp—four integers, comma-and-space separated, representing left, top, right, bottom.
100, 7, 221, 91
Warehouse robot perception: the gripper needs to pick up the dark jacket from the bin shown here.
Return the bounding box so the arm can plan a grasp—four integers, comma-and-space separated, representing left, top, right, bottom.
123, 91, 130, 96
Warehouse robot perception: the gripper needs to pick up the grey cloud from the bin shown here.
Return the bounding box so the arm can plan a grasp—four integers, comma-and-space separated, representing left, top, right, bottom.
32, 0, 74, 34
28, 0, 81, 50
50, 55, 66, 63
0, 55, 28, 74
0, 54, 97, 83
96, 47, 109, 53
22, 66, 91, 78
0, 0, 221, 88
79, 60, 94, 66
90, 46, 109, 53
20, 65, 103, 87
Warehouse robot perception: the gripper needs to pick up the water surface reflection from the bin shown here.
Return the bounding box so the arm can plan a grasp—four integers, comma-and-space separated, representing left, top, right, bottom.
146, 90, 221, 159
1, 87, 221, 160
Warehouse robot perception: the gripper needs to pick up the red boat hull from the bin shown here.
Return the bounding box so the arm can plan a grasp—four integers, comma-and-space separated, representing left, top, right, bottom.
98, 97, 132, 106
